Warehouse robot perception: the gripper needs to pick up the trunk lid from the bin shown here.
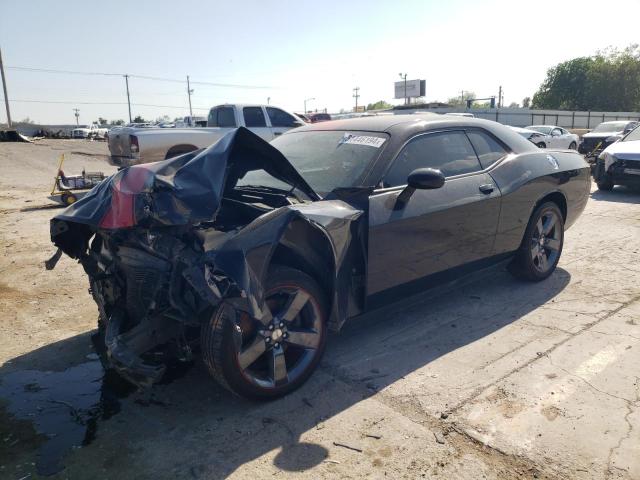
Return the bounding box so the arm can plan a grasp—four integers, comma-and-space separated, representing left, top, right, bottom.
52, 127, 319, 257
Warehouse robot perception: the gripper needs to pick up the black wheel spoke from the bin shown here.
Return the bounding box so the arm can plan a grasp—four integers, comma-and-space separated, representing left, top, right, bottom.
545, 238, 561, 251
238, 337, 266, 370
285, 328, 319, 349
537, 252, 549, 271
269, 345, 288, 385
281, 290, 310, 322
542, 215, 556, 235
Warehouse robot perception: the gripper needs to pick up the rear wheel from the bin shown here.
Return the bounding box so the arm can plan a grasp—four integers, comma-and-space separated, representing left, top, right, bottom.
536, 142, 546, 149
508, 202, 564, 282
569, 141, 577, 150
201, 265, 328, 399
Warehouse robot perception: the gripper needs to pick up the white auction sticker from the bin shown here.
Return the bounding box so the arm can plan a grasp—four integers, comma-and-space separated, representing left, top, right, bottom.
339, 134, 386, 148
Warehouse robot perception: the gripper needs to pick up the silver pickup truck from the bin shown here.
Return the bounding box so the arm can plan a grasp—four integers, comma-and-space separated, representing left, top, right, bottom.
107, 104, 305, 166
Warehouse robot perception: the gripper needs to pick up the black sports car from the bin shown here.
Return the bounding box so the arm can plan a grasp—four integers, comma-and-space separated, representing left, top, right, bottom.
50, 114, 591, 399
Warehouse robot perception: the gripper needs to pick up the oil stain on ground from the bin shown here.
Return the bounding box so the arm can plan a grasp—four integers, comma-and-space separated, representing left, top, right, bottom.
0, 360, 135, 476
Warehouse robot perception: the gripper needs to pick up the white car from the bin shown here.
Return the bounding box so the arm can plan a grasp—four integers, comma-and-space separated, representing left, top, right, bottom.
509, 127, 549, 148
525, 125, 579, 150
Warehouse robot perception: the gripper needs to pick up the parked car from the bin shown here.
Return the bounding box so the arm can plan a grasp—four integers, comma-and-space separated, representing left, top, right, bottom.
107, 104, 305, 166
579, 121, 639, 155
510, 126, 549, 148
307, 112, 332, 123
445, 112, 475, 118
592, 124, 640, 191
72, 124, 108, 139
50, 114, 590, 399
174, 116, 205, 128
525, 125, 579, 150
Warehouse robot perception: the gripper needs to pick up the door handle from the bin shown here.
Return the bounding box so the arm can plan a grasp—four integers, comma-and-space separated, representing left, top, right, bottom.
479, 184, 494, 194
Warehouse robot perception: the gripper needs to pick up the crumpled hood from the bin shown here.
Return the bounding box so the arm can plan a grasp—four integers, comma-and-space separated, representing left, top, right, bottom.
601, 139, 640, 160
51, 127, 319, 257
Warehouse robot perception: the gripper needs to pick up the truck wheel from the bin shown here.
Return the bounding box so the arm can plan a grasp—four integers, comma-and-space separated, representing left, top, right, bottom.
201, 265, 328, 400
508, 202, 564, 282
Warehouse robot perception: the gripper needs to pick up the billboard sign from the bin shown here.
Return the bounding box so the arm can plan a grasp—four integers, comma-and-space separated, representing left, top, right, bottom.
394, 79, 425, 99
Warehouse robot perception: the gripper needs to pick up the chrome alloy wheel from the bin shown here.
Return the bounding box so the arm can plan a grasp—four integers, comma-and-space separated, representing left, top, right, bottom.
235, 286, 324, 389
530, 210, 561, 273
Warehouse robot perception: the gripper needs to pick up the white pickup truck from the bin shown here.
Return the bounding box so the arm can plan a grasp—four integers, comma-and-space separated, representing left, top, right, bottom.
72, 124, 109, 139
107, 104, 305, 166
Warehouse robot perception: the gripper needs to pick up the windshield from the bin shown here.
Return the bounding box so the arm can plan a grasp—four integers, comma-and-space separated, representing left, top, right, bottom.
237, 130, 388, 196
622, 125, 640, 142
527, 126, 552, 134
592, 122, 628, 133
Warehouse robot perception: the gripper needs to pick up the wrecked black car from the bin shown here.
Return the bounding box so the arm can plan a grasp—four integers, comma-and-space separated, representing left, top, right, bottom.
50, 115, 591, 399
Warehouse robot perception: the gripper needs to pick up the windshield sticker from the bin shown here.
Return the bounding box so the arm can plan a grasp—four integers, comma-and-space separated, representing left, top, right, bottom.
338, 133, 386, 148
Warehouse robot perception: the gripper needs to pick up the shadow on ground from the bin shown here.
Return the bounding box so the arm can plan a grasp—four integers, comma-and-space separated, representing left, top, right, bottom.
0, 265, 571, 478
590, 186, 640, 204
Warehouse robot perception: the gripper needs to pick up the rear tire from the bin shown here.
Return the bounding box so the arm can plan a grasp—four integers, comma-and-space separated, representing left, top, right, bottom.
201, 265, 328, 400
536, 142, 546, 149
508, 202, 564, 282
569, 141, 577, 150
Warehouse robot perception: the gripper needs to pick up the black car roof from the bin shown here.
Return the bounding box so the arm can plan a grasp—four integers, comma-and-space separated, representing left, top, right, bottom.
291, 113, 540, 155
295, 113, 496, 133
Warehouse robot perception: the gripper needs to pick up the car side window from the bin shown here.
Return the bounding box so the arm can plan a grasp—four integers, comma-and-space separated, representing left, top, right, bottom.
208, 107, 236, 127
551, 128, 562, 136
243, 107, 267, 127
466, 130, 508, 169
267, 107, 297, 127
384, 131, 482, 187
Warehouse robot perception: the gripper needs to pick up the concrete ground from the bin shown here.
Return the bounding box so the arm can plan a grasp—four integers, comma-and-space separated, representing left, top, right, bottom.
0, 140, 638, 479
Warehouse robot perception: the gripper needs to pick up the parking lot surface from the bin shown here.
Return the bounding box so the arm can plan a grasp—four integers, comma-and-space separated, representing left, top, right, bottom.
1, 140, 639, 479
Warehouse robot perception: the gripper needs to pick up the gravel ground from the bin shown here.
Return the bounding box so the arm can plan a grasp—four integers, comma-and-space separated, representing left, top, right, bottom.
0, 139, 639, 479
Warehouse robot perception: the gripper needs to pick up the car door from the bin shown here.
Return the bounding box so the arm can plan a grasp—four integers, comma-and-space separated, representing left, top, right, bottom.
242, 106, 273, 141
367, 129, 502, 296
549, 128, 564, 148
266, 107, 302, 138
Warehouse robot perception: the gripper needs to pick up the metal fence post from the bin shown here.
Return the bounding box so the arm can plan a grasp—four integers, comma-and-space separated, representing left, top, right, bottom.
571, 111, 575, 129
587, 111, 591, 128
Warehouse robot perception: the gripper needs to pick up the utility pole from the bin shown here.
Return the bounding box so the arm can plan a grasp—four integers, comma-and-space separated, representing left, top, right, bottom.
353, 87, 360, 112
304, 97, 315, 114
186, 75, 193, 119
461, 90, 465, 104
399, 73, 408, 105
267, 97, 270, 105
498, 85, 503, 108
124, 74, 132, 123
0, 46, 12, 128
73, 108, 80, 125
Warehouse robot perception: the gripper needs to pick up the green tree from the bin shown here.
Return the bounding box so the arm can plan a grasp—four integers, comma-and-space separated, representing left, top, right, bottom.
97, 117, 108, 125
522, 97, 531, 108
447, 91, 476, 107
366, 100, 393, 110
133, 115, 147, 123
110, 119, 125, 126
532, 45, 640, 110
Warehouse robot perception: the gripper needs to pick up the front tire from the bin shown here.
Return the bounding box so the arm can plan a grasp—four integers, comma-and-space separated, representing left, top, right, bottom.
508, 202, 564, 282
201, 265, 328, 400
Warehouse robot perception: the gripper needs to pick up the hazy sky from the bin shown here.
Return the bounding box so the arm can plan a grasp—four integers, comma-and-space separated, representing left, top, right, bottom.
1, 0, 640, 125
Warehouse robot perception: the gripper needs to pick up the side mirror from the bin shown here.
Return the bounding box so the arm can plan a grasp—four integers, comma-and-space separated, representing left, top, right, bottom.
395, 168, 445, 209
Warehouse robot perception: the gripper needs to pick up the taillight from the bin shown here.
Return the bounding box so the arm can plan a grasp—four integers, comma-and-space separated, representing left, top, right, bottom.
130, 135, 139, 153
99, 166, 152, 229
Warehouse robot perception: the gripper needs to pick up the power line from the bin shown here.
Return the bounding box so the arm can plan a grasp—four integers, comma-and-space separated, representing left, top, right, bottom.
1, 98, 210, 110
6, 65, 278, 89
